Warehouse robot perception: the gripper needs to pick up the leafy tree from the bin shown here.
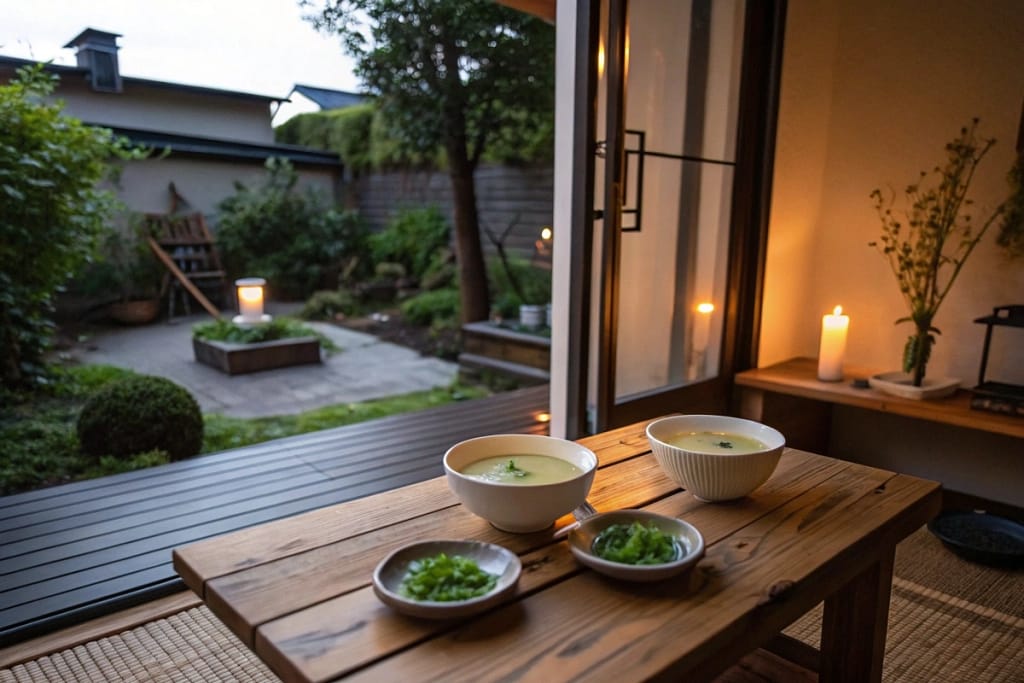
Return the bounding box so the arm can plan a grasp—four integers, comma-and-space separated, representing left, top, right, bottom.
306, 0, 555, 322
0, 65, 142, 391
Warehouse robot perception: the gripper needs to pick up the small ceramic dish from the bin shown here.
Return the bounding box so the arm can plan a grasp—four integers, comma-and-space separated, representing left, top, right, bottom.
372, 539, 521, 619
567, 510, 705, 582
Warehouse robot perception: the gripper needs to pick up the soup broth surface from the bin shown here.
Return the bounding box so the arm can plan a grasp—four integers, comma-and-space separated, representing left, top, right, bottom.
460, 454, 582, 485
667, 431, 766, 454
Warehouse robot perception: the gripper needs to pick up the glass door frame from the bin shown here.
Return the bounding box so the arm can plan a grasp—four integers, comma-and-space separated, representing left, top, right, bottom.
563, 0, 788, 435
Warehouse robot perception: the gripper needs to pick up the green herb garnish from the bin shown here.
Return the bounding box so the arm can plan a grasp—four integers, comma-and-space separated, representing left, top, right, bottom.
504, 459, 528, 478
592, 522, 680, 565
398, 553, 499, 602
716, 441, 733, 449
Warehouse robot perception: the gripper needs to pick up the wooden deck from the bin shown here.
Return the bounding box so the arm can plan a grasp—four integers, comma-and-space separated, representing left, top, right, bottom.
0, 385, 549, 647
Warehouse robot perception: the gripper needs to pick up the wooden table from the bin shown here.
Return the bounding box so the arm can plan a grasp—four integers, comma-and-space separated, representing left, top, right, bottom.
173, 419, 941, 683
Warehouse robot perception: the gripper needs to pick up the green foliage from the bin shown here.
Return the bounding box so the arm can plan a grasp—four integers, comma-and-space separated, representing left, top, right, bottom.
275, 100, 551, 169
1, 364, 488, 495
73, 219, 164, 302
77, 375, 203, 461
997, 153, 1024, 258
275, 102, 441, 171
0, 65, 144, 391
192, 317, 339, 351
299, 289, 361, 320
488, 256, 551, 315
309, 0, 556, 322
400, 288, 460, 326
369, 207, 451, 282
869, 119, 1024, 385
201, 383, 488, 453
216, 158, 368, 299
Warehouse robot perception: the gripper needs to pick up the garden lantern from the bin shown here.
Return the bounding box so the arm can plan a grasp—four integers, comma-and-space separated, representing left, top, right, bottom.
233, 277, 270, 324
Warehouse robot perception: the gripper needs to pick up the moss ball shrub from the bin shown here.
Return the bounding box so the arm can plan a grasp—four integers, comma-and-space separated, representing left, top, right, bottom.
77, 375, 203, 461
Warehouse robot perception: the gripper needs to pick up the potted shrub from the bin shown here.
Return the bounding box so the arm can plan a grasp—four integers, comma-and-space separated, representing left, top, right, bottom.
78, 225, 164, 324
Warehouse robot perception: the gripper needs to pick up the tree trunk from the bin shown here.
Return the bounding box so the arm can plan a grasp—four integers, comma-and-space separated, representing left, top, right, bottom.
446, 142, 491, 323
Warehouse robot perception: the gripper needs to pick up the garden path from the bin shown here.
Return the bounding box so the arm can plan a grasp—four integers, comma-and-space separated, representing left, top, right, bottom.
66, 304, 458, 418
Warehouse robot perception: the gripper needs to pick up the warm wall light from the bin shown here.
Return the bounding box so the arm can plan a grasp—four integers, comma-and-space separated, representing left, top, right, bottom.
534, 411, 552, 424
234, 277, 271, 324
540, 226, 553, 241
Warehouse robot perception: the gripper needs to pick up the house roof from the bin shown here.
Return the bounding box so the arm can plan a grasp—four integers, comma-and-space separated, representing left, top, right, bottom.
63, 28, 122, 49
106, 126, 342, 168
0, 55, 285, 104
291, 84, 365, 110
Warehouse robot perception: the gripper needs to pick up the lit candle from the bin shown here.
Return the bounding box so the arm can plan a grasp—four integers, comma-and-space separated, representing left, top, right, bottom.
693, 302, 715, 351
235, 277, 266, 323
818, 305, 849, 381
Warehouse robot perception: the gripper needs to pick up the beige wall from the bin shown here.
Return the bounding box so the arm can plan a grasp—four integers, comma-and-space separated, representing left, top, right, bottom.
766, 0, 1024, 505
766, 0, 1024, 385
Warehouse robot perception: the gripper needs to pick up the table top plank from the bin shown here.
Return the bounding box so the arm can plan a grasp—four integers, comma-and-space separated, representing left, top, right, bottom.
333, 468, 937, 683
173, 421, 652, 596
735, 357, 1024, 439
246, 450, 855, 682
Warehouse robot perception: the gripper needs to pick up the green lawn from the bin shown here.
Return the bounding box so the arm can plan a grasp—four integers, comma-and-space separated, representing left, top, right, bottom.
0, 364, 488, 496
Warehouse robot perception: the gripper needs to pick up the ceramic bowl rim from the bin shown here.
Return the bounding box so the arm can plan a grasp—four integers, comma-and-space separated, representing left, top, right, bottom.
646, 414, 785, 453
443, 433, 598, 489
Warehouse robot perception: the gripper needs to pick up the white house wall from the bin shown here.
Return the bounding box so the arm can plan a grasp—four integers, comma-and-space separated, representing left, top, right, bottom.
110, 157, 338, 223
51, 78, 275, 144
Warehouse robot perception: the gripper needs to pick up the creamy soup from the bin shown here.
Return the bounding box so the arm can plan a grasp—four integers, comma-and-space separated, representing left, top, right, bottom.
666, 431, 766, 454
460, 454, 582, 484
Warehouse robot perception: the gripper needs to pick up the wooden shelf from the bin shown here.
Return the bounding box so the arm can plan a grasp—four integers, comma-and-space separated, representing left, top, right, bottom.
735, 357, 1024, 440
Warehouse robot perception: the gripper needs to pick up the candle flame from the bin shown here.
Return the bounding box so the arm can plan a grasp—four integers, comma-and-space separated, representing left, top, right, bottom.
239, 286, 263, 303
697, 302, 714, 315
832, 305, 843, 316
540, 226, 553, 241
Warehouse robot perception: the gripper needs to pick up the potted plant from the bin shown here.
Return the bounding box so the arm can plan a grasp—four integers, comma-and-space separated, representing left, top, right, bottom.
79, 224, 164, 324
869, 119, 1024, 390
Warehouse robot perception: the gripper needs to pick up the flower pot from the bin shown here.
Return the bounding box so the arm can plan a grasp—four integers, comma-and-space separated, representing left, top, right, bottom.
519, 304, 544, 330
868, 372, 960, 400
108, 299, 160, 325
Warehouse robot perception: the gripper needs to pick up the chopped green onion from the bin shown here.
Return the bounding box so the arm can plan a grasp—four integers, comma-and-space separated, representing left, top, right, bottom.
398, 553, 499, 602
592, 521, 680, 565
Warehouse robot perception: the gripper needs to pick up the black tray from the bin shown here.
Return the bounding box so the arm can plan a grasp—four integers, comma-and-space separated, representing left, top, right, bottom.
928, 511, 1024, 569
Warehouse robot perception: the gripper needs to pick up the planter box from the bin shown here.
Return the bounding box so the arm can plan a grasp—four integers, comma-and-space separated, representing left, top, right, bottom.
193, 336, 321, 375
459, 321, 550, 385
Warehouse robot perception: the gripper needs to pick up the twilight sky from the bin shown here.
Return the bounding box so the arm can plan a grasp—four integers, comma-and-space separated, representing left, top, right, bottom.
0, 0, 361, 98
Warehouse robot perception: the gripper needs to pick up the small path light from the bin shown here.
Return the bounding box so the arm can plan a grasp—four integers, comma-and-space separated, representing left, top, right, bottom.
233, 278, 271, 324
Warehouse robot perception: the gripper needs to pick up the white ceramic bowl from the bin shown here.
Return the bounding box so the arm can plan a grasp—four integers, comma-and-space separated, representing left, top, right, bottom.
646, 415, 785, 502
444, 434, 598, 533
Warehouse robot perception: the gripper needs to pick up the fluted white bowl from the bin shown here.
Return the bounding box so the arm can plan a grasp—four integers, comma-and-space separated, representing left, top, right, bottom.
444, 434, 598, 533
646, 415, 785, 502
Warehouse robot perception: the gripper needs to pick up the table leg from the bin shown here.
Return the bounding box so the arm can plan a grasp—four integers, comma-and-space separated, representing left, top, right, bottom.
819, 548, 895, 683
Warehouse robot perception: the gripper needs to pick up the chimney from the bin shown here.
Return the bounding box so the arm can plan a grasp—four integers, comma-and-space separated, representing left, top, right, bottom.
63, 28, 123, 93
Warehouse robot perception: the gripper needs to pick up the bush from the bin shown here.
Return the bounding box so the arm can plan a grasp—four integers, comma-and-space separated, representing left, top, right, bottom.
77, 375, 203, 461
488, 256, 551, 317
370, 207, 451, 283
216, 158, 368, 299
0, 65, 143, 391
400, 288, 460, 326
299, 289, 360, 320
192, 317, 337, 351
